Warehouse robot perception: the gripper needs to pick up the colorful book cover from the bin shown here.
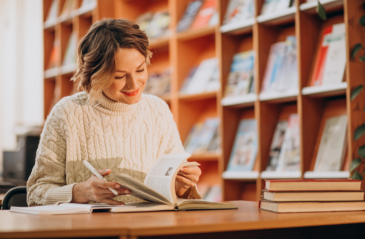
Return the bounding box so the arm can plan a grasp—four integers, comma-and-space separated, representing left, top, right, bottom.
224, 50, 255, 98
314, 115, 347, 172
184, 58, 218, 94
146, 10, 170, 39
310, 23, 346, 86
184, 123, 204, 154
226, 119, 258, 172
266, 120, 288, 171
176, 0, 204, 32
135, 12, 154, 33
191, 0, 217, 30
276, 114, 300, 172
193, 118, 220, 154
223, 0, 255, 25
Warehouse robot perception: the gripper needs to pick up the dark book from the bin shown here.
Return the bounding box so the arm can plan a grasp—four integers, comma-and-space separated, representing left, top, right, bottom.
176, 0, 204, 32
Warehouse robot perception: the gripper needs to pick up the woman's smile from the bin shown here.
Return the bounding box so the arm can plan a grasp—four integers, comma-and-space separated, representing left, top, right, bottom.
121, 88, 139, 96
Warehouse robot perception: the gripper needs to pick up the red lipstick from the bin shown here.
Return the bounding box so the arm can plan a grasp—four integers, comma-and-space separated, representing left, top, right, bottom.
121, 88, 139, 97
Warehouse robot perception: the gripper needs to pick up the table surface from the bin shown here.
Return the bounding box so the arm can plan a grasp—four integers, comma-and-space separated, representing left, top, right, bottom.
1, 201, 365, 238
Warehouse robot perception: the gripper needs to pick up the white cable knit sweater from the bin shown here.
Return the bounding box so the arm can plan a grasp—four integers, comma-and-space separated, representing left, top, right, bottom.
27, 92, 200, 206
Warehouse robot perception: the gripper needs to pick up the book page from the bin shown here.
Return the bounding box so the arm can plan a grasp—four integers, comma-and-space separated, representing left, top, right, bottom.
144, 153, 191, 205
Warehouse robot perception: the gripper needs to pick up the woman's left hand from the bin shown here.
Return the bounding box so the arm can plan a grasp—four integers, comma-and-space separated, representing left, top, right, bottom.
175, 166, 201, 198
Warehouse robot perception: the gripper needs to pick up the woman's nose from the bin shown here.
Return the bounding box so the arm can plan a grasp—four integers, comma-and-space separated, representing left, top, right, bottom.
125, 74, 138, 90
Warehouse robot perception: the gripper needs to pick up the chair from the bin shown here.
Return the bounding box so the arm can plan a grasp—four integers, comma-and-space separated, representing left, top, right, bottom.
2, 186, 27, 210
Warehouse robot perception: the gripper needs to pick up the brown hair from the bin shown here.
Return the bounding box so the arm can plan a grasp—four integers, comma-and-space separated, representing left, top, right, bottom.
72, 18, 152, 104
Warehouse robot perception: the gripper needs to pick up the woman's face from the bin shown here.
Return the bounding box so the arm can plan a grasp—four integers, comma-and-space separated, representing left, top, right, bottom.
103, 48, 148, 104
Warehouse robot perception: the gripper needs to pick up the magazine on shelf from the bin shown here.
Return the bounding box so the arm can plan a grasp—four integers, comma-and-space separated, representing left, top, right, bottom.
144, 68, 172, 96
180, 67, 198, 93
314, 115, 347, 172
183, 58, 219, 94
63, 32, 77, 66
260, 0, 293, 15
275, 114, 300, 172
45, 0, 59, 26
224, 50, 255, 98
223, 0, 255, 25
145, 10, 170, 39
135, 12, 154, 32
205, 67, 220, 92
261, 36, 298, 95
310, 23, 346, 86
265, 120, 288, 171
177, 0, 204, 32
190, 0, 217, 29
11, 154, 236, 215
226, 119, 258, 172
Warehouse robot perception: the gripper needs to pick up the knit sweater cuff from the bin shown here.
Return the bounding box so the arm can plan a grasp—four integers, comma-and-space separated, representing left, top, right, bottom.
47, 183, 76, 205
187, 185, 202, 199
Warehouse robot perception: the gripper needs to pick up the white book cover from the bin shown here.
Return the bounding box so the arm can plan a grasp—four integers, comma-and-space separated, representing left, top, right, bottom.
261, 0, 279, 15
185, 58, 218, 94
63, 32, 77, 66
223, 0, 255, 25
276, 114, 300, 172
314, 115, 347, 172
266, 120, 288, 171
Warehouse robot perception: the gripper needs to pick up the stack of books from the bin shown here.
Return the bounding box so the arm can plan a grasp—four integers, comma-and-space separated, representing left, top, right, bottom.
259, 179, 365, 213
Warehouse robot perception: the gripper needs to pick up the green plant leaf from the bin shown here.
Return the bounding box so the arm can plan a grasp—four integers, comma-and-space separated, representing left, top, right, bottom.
359, 15, 365, 26
351, 43, 362, 59
352, 171, 363, 180
351, 85, 363, 101
316, 1, 327, 20
354, 124, 365, 140
350, 158, 362, 172
358, 145, 365, 158
360, 54, 365, 62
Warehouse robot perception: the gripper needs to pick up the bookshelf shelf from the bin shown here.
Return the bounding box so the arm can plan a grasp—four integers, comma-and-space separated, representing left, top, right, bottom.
304, 171, 350, 179
261, 171, 301, 179
299, 0, 344, 15
220, 18, 255, 35
221, 94, 257, 108
259, 90, 298, 103
222, 171, 259, 180
178, 91, 217, 101
257, 7, 296, 26
41, 0, 365, 203
302, 82, 347, 98
176, 25, 217, 41
60, 64, 77, 75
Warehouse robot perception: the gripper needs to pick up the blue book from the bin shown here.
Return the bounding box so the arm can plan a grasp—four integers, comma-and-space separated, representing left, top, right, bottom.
226, 119, 258, 171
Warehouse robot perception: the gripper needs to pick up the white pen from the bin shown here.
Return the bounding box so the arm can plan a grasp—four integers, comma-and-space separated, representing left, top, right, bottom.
83, 160, 118, 196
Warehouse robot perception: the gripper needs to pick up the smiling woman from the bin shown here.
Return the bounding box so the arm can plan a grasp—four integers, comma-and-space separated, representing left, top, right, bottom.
26, 18, 202, 206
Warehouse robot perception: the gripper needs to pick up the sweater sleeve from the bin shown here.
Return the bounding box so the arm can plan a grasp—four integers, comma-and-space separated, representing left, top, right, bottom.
161, 102, 202, 200
27, 110, 75, 206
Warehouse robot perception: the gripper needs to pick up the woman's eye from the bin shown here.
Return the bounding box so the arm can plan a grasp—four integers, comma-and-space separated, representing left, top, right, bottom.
137, 69, 144, 73
115, 76, 125, 79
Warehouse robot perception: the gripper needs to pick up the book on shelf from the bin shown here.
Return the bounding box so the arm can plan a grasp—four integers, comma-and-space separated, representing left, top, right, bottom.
136, 11, 170, 39
225, 119, 258, 172
262, 190, 365, 202
180, 67, 198, 93
259, 200, 365, 213
47, 39, 60, 69
136, 12, 154, 32
223, 0, 255, 26
223, 50, 255, 99
180, 58, 219, 95
79, 0, 97, 12
261, 36, 298, 95
310, 23, 346, 87
184, 118, 220, 155
265, 120, 288, 171
275, 114, 300, 172
63, 32, 77, 66
144, 68, 172, 97
203, 185, 222, 202
177, 0, 204, 32
264, 179, 365, 191
11, 153, 236, 215
45, 0, 59, 26
260, 0, 295, 16
60, 0, 75, 18
313, 115, 347, 172
190, 0, 217, 30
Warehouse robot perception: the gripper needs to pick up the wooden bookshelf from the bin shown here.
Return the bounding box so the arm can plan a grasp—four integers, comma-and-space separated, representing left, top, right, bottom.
43, 0, 365, 202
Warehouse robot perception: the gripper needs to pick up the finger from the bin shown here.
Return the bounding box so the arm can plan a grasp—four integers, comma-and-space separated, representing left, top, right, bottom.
95, 185, 132, 195
98, 169, 112, 176
93, 176, 120, 189
180, 167, 201, 176
99, 198, 125, 205
177, 172, 198, 183
176, 175, 195, 188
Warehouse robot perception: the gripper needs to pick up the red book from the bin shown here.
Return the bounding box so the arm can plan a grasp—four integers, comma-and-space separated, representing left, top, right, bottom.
190, 0, 217, 30
265, 179, 365, 192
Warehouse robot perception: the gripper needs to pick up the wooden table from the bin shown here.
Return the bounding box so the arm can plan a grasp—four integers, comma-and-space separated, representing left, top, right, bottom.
1, 201, 365, 239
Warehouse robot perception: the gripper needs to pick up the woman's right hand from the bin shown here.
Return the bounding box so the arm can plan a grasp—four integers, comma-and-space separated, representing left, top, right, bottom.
72, 169, 131, 205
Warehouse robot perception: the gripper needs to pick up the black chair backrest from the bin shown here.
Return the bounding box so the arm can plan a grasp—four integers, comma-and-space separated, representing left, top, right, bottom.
2, 186, 27, 210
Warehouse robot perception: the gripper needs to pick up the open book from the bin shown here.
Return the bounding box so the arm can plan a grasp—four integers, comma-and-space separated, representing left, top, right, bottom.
11, 153, 235, 214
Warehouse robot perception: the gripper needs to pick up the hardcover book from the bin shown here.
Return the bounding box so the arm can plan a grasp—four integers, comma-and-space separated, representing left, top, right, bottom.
226, 119, 258, 172
224, 50, 255, 98
314, 115, 347, 172
176, 0, 204, 32
191, 0, 217, 30
275, 114, 300, 172
310, 23, 346, 86
264, 179, 365, 191
265, 120, 288, 171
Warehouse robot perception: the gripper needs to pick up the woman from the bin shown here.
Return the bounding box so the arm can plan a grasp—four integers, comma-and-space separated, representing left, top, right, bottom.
27, 19, 201, 206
